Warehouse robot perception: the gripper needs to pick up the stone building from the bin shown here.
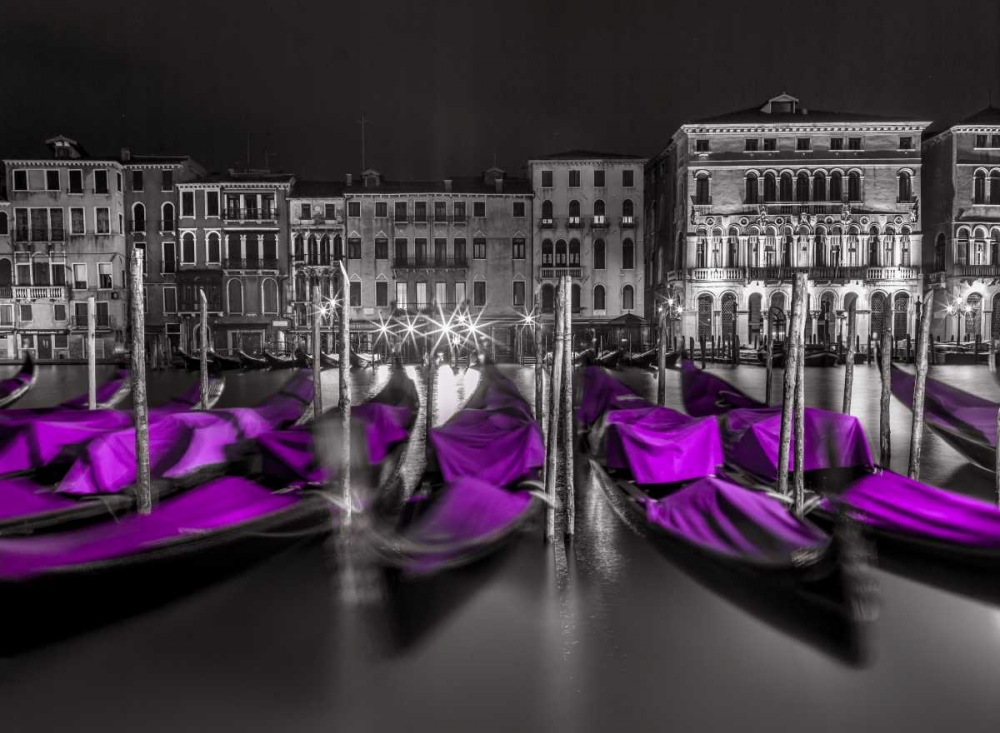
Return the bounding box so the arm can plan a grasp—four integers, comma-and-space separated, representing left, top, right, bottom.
921, 107, 1000, 342
0, 136, 129, 360
647, 93, 930, 349
527, 151, 646, 348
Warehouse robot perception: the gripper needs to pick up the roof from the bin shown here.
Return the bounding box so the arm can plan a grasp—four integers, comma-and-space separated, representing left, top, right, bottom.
3, 135, 118, 162
531, 150, 645, 161
192, 170, 295, 185
290, 180, 347, 198
343, 176, 533, 195
954, 106, 1000, 127
122, 154, 192, 166
687, 93, 925, 126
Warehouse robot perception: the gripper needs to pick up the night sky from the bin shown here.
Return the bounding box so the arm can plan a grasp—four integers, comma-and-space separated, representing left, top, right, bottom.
1, 0, 997, 179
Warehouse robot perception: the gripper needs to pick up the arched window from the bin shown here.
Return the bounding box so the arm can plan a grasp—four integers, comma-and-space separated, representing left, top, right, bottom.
132, 203, 145, 232
992, 293, 1000, 341
571, 283, 581, 312
898, 171, 912, 202
622, 285, 634, 311
294, 272, 307, 301
974, 170, 987, 204
711, 228, 723, 266
542, 239, 553, 266
974, 227, 987, 264
745, 173, 759, 204
0, 259, 11, 286
813, 172, 826, 202
294, 235, 304, 261
593, 239, 605, 269
695, 174, 710, 205
207, 232, 220, 263
829, 227, 842, 266
593, 199, 606, 224
992, 230, 1000, 265
884, 226, 895, 267
966, 293, 983, 341
819, 292, 836, 343
796, 172, 810, 202
182, 231, 195, 264
814, 231, 826, 267
782, 229, 792, 267
320, 235, 331, 265
900, 227, 911, 267
569, 200, 581, 223
763, 172, 777, 202
871, 292, 887, 339
555, 239, 567, 266
569, 239, 580, 265
830, 171, 843, 202
162, 202, 175, 231
848, 172, 861, 202
721, 292, 737, 340
333, 235, 343, 261
697, 293, 713, 338
696, 231, 707, 268
749, 292, 762, 339
542, 200, 553, 221
593, 285, 606, 310
227, 279, 243, 314
226, 233, 241, 264
868, 226, 880, 266
262, 278, 278, 314
779, 172, 793, 201
728, 227, 739, 266
622, 238, 634, 270
956, 227, 970, 265
306, 235, 317, 265
894, 292, 910, 338
622, 199, 634, 222
541, 284, 554, 313
991, 171, 1000, 205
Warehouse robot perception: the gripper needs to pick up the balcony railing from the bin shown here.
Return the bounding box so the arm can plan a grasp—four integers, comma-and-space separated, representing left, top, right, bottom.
539, 218, 555, 229
224, 209, 278, 222
867, 266, 919, 281
0, 286, 70, 299
70, 314, 117, 330
689, 268, 746, 282
954, 264, 1000, 277
620, 216, 635, 228
567, 216, 583, 228
540, 266, 583, 279
293, 254, 343, 267
393, 256, 468, 269
591, 216, 608, 229
223, 258, 280, 270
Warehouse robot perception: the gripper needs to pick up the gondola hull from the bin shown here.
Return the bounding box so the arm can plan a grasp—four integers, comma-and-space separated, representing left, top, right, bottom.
0, 355, 36, 409
264, 351, 297, 369
239, 350, 269, 370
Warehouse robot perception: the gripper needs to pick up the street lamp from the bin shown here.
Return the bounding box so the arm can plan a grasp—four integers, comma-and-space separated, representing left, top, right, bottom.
659, 295, 684, 351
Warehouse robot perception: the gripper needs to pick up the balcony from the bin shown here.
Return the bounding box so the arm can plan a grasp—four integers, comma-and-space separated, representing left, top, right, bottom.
591, 216, 608, 229
539, 218, 555, 229
540, 266, 583, 279
0, 286, 70, 299
293, 255, 343, 267
392, 256, 468, 269
223, 209, 278, 223
223, 258, 280, 271
690, 268, 746, 282
954, 264, 1000, 278
620, 216, 635, 228
866, 266, 919, 281
567, 216, 583, 229
70, 314, 118, 331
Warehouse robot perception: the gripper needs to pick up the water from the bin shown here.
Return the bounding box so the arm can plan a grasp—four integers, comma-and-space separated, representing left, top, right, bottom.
2, 362, 1000, 732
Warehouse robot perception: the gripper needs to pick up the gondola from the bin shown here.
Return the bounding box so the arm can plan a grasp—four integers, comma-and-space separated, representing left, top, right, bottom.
178, 348, 213, 373
374, 363, 546, 576
301, 352, 340, 370
350, 351, 371, 369
292, 348, 310, 369
0, 354, 37, 409
208, 350, 241, 372
264, 350, 297, 369
594, 348, 624, 369
579, 366, 873, 636
756, 343, 838, 368
57, 367, 132, 410
622, 348, 657, 369
238, 350, 269, 370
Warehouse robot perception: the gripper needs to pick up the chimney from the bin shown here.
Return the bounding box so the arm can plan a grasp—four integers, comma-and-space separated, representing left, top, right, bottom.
494, 178, 503, 193
345, 173, 353, 186
444, 179, 453, 193
120, 147, 131, 162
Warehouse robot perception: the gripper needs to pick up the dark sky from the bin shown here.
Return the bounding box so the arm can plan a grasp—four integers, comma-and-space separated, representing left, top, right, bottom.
1, 0, 997, 180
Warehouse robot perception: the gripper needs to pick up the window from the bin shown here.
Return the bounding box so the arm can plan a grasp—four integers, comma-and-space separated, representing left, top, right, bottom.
541, 170, 553, 188
96, 208, 110, 234
376, 201, 389, 218
0, 213, 6, 236
745, 174, 759, 204
594, 170, 606, 187
745, 139, 759, 152
763, 138, 776, 151
976, 134, 988, 148
813, 172, 826, 202
348, 201, 361, 217
350, 281, 361, 307
569, 239, 580, 265
394, 202, 407, 222
542, 239, 553, 266
227, 279, 243, 314
974, 170, 986, 204
541, 200, 554, 224
162, 242, 176, 274
53, 304, 66, 322
454, 238, 467, 264
161, 170, 173, 191
593, 200, 606, 225
13, 171, 27, 191
30, 209, 48, 241
131, 203, 146, 233
593, 285, 605, 310
830, 172, 843, 201
416, 282, 427, 308
763, 173, 776, 202
474, 201, 486, 217
434, 238, 447, 265
474, 237, 486, 259
415, 238, 427, 266
622, 285, 634, 310
623, 169, 634, 187
848, 172, 861, 202
994, 135, 1000, 148
796, 138, 810, 151
594, 239, 605, 269
72, 263, 87, 289
348, 236, 362, 259
512, 281, 525, 307
132, 170, 144, 191
70, 208, 84, 234
375, 236, 388, 259
16, 262, 30, 285
568, 200, 581, 224
19, 305, 32, 323
395, 282, 408, 309
46, 170, 59, 191
162, 203, 175, 231
473, 281, 486, 306
695, 175, 710, 205
622, 239, 634, 270
454, 202, 466, 222
513, 201, 525, 218
98, 263, 112, 289
181, 232, 196, 264
830, 137, 844, 151
68, 170, 83, 194
899, 136, 913, 150
163, 287, 177, 314
512, 237, 526, 260
991, 171, 1000, 205
695, 139, 709, 153
848, 137, 862, 150
376, 281, 388, 307
569, 170, 581, 187
300, 203, 312, 220
207, 233, 221, 263
116, 172, 122, 192
434, 201, 447, 221
94, 170, 109, 194
324, 204, 337, 219
898, 171, 913, 202
796, 173, 810, 202
179, 191, 194, 217
394, 238, 407, 265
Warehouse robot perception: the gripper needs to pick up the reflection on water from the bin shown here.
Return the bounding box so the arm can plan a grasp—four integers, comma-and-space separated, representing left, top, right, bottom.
2, 362, 1000, 732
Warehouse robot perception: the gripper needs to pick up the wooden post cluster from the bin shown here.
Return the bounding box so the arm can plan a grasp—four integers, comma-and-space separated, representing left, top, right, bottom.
776, 272, 807, 502
880, 327, 892, 467
87, 295, 96, 409
130, 249, 152, 515
908, 290, 934, 479
765, 326, 774, 406
793, 305, 806, 516
842, 302, 857, 415
561, 274, 575, 538
199, 289, 209, 410
544, 278, 565, 543
312, 287, 324, 418
657, 308, 668, 406
338, 260, 352, 522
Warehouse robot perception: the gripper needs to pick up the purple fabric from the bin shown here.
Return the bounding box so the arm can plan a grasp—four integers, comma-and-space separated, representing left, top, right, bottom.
832, 471, 1000, 547
60, 369, 131, 410
578, 366, 651, 427
644, 476, 828, 565
0, 411, 137, 476
0, 477, 307, 581
724, 407, 875, 481
891, 366, 998, 448
681, 360, 764, 417
0, 477, 80, 521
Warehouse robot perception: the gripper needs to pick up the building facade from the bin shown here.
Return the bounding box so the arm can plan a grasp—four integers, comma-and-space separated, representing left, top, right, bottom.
921, 107, 1000, 342
0, 136, 129, 360
647, 94, 930, 349
528, 152, 646, 347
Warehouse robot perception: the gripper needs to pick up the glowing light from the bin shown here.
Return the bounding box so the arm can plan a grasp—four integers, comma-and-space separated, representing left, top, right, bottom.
946, 304, 955, 315
666, 297, 674, 307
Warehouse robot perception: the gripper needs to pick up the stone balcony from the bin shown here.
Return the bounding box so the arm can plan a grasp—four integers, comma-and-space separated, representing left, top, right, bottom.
688, 266, 920, 283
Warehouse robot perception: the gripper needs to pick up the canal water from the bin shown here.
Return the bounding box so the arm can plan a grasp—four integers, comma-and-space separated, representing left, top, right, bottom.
2, 362, 1000, 732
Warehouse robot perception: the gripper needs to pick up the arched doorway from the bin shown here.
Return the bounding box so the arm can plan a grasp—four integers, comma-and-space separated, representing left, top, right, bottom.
748, 293, 762, 343
893, 293, 910, 339
770, 292, 787, 342
871, 292, 887, 340
819, 292, 835, 344
966, 293, 983, 341
992, 293, 1000, 341
697, 293, 713, 340
721, 292, 737, 343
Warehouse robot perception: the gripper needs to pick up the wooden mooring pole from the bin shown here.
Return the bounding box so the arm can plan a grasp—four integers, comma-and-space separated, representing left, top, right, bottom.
87, 295, 96, 409
657, 307, 667, 406
776, 272, 807, 500
908, 290, 934, 479
562, 274, 575, 538
130, 249, 152, 515
880, 327, 893, 467
338, 261, 352, 523
842, 301, 857, 415
765, 328, 774, 406
544, 278, 564, 543
199, 289, 209, 409
793, 305, 806, 516
312, 287, 324, 418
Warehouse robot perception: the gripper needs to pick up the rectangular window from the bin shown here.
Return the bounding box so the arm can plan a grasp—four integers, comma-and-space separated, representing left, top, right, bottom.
434, 201, 447, 221
376, 201, 389, 218
830, 137, 844, 150
13, 209, 27, 241
13, 170, 27, 191
623, 169, 634, 187
74, 302, 88, 327
181, 191, 195, 217
434, 238, 447, 265
848, 137, 862, 150
992, 135, 1000, 148
348, 201, 361, 217
94, 170, 109, 194
455, 281, 466, 305
98, 263, 112, 289
96, 208, 110, 234
375, 237, 388, 259
453, 202, 466, 222
762, 138, 776, 151
796, 138, 811, 151
569, 170, 581, 187
416, 281, 427, 308
72, 263, 87, 289
695, 139, 709, 153
117, 172, 122, 192
33, 259, 50, 285
349, 281, 361, 306
512, 281, 525, 307
474, 201, 486, 217
46, 170, 60, 191
348, 236, 362, 259
52, 262, 65, 286
415, 238, 427, 266
68, 170, 83, 194
96, 302, 109, 328
473, 281, 486, 306
161, 170, 173, 191
181, 235, 195, 264
325, 203, 336, 219
376, 281, 388, 307
512, 237, 525, 259
541, 170, 553, 188
53, 304, 66, 322
435, 281, 447, 306
454, 238, 467, 265
16, 263, 30, 284
300, 203, 312, 219
31, 209, 48, 241
394, 238, 407, 265
744, 139, 759, 151
976, 134, 988, 148
513, 201, 525, 218
594, 170, 606, 187
132, 170, 144, 191
0, 304, 12, 326
394, 202, 407, 222
19, 305, 32, 323
162, 242, 176, 274
898, 136, 913, 150
473, 237, 486, 259
392, 282, 406, 309
206, 190, 219, 217
50, 209, 64, 240
70, 208, 84, 234
163, 287, 177, 314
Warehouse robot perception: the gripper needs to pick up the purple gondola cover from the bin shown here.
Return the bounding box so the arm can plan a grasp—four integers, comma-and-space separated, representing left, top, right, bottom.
644, 476, 828, 565
681, 360, 764, 417
0, 476, 310, 581
0, 410, 137, 476
577, 366, 651, 427
891, 366, 997, 448
60, 368, 131, 410
831, 470, 1000, 547
723, 406, 875, 481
